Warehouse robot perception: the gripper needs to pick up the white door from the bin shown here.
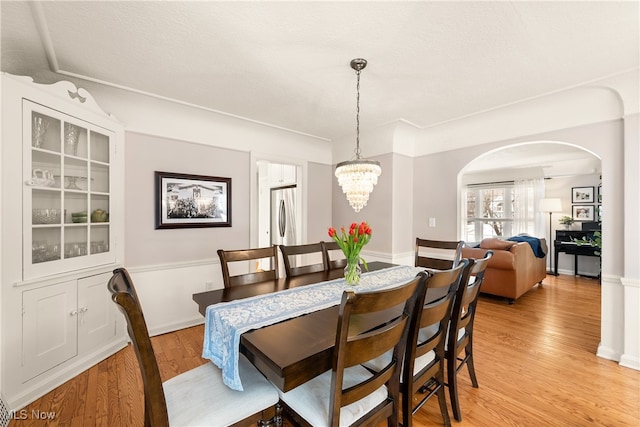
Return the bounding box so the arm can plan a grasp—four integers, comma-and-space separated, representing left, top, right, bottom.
22, 280, 78, 381
78, 273, 116, 354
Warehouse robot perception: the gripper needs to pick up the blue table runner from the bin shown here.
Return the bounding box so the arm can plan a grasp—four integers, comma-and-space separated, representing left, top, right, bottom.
202, 265, 424, 390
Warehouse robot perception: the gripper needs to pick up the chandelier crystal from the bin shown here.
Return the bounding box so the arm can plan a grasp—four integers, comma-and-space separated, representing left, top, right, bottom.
335, 58, 381, 213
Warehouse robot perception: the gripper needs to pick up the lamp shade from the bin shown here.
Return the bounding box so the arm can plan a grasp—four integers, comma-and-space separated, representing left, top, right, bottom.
539, 198, 562, 213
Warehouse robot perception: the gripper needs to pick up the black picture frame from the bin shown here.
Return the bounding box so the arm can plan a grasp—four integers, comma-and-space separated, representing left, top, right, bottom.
571, 186, 595, 203
597, 184, 602, 204
155, 171, 231, 229
572, 205, 595, 221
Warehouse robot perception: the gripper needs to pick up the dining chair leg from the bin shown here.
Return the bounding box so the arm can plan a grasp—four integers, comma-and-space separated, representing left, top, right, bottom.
436, 373, 452, 427
448, 357, 463, 422
401, 390, 412, 427
466, 342, 479, 388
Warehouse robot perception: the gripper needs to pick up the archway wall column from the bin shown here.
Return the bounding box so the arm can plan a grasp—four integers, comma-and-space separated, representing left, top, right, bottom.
620, 113, 640, 370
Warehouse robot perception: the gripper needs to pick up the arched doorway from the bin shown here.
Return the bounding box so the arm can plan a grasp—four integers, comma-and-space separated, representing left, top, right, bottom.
459, 141, 602, 276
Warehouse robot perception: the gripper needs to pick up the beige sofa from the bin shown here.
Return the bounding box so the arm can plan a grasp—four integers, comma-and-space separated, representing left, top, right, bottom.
461, 237, 547, 303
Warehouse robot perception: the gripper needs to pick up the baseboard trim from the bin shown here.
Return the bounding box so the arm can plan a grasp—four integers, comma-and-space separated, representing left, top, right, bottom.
148, 316, 205, 337
596, 343, 622, 363
619, 354, 640, 371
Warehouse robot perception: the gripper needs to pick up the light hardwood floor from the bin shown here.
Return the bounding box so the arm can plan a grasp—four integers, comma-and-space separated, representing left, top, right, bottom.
9, 274, 640, 426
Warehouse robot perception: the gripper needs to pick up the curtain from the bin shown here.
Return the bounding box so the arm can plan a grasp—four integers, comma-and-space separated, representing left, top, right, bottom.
513, 178, 545, 237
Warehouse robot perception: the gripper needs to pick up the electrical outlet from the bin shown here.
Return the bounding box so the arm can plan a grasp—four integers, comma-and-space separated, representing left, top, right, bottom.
205, 281, 214, 290
429, 217, 436, 227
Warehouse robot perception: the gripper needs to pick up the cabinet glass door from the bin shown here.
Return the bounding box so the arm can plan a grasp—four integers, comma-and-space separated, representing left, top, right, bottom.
24, 101, 115, 280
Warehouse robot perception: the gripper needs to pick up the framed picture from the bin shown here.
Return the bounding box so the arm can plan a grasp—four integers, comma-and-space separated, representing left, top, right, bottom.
597, 184, 602, 204
572, 205, 595, 221
596, 205, 602, 222
571, 186, 595, 203
155, 171, 231, 229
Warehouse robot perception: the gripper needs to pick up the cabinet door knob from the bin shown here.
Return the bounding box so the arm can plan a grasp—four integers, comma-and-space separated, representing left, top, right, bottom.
70, 310, 78, 316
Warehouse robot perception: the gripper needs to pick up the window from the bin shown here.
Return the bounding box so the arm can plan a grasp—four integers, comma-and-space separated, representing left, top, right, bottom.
464, 185, 514, 242
464, 179, 543, 244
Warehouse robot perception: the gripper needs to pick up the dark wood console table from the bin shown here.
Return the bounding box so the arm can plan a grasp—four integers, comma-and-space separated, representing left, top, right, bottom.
554, 229, 600, 277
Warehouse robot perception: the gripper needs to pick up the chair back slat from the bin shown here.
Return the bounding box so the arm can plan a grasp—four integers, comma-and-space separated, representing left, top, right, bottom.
217, 245, 279, 288
415, 238, 464, 270
279, 242, 326, 277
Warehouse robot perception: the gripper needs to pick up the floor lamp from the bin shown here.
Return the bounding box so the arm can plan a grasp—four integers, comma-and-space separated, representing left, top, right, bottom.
539, 198, 562, 275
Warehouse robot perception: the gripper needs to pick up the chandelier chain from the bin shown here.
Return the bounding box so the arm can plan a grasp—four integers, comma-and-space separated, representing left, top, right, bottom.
355, 68, 361, 159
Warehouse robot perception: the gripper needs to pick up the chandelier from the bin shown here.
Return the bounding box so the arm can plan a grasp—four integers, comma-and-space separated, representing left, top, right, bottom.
335, 58, 382, 213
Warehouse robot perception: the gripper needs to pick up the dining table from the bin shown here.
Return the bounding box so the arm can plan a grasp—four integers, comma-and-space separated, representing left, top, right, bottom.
193, 261, 429, 392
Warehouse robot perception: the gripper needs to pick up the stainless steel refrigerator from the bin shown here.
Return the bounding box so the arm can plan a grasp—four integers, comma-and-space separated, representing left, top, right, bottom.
270, 185, 297, 251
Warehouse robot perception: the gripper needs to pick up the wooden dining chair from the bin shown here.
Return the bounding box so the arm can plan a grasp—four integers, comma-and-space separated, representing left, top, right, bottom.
363, 261, 468, 427
217, 245, 279, 288
277, 273, 427, 427
446, 251, 493, 422
414, 238, 464, 270
279, 242, 327, 277
321, 240, 347, 270
107, 268, 282, 427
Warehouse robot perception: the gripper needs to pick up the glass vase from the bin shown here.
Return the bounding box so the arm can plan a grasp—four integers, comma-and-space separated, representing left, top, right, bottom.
344, 259, 362, 285
32, 116, 49, 148
64, 123, 80, 156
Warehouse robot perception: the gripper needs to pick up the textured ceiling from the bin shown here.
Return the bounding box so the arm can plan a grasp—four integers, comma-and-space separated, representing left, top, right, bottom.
2, 1, 638, 140
1, 1, 638, 151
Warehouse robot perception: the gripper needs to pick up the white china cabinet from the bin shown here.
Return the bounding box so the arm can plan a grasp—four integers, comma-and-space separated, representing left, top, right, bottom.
1, 73, 126, 410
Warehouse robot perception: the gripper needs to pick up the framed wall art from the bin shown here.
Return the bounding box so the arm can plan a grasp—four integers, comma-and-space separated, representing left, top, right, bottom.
571, 186, 595, 203
572, 205, 595, 221
155, 171, 231, 229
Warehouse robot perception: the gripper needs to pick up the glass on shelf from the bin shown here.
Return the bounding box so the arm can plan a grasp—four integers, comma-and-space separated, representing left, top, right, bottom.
31, 112, 61, 153
90, 240, 109, 255
33, 189, 62, 219
65, 242, 88, 258
32, 208, 64, 225
32, 116, 49, 149
90, 224, 109, 254
63, 122, 87, 158
32, 228, 61, 264
64, 227, 87, 259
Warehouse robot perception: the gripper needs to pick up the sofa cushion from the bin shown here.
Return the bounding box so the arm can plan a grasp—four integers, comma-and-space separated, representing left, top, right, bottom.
463, 247, 515, 270
479, 238, 515, 251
